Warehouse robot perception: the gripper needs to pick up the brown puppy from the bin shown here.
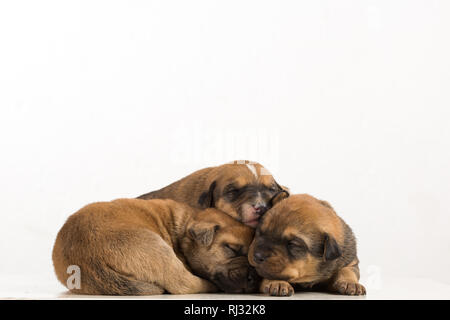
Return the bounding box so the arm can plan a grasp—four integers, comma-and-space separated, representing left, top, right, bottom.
52, 198, 258, 295
249, 194, 366, 296
138, 161, 289, 228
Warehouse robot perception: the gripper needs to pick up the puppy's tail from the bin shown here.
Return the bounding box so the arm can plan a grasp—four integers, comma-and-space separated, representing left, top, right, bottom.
72, 261, 165, 296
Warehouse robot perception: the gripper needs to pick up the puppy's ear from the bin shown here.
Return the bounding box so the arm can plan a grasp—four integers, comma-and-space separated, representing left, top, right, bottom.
188, 222, 220, 246
323, 233, 342, 261
270, 182, 290, 206
279, 184, 290, 195
319, 200, 334, 210
198, 181, 216, 208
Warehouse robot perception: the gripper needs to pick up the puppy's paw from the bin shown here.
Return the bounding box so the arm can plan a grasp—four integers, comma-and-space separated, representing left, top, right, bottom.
331, 281, 366, 296
260, 279, 294, 297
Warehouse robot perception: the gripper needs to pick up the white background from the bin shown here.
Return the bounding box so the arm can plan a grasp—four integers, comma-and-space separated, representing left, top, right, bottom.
1, 0, 449, 295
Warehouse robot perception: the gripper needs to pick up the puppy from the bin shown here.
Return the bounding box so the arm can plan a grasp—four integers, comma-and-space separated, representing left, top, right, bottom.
52, 198, 259, 295
249, 194, 366, 296
138, 161, 289, 228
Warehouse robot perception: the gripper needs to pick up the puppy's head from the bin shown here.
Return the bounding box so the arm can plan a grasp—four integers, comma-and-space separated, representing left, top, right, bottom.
249, 194, 344, 285
182, 208, 260, 293
198, 160, 289, 228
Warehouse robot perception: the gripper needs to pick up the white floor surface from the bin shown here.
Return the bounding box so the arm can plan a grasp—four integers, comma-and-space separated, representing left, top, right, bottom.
1, 275, 449, 300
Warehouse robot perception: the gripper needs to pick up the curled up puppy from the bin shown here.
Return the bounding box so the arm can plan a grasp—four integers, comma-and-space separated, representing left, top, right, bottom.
138, 160, 289, 228
249, 194, 366, 296
52, 198, 259, 295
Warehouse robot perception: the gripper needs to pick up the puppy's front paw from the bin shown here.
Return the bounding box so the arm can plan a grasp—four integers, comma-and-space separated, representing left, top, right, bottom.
332, 281, 366, 296
260, 279, 294, 297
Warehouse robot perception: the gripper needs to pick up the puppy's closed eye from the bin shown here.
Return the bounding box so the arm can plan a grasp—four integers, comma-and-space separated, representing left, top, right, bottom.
224, 244, 243, 257
287, 239, 307, 258
223, 184, 243, 201
226, 188, 239, 196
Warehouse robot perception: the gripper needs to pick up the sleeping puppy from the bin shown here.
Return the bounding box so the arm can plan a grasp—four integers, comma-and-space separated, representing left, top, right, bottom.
138, 160, 289, 228
249, 194, 366, 296
52, 198, 259, 295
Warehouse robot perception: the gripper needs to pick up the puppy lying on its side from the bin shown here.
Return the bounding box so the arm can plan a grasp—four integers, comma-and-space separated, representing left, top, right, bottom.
138, 161, 289, 228
249, 194, 366, 296
52, 198, 259, 295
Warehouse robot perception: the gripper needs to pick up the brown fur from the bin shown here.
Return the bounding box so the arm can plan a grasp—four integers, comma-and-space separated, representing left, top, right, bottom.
52, 198, 258, 295
248, 194, 366, 296
137, 161, 289, 227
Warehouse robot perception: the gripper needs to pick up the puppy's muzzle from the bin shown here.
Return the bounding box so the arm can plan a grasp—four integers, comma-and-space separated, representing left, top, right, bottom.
253, 251, 271, 264
252, 242, 272, 265
214, 266, 260, 293
253, 204, 268, 216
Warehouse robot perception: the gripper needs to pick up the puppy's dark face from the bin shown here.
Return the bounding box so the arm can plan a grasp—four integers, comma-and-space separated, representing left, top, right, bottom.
182, 208, 260, 293
198, 161, 289, 228
248, 194, 344, 285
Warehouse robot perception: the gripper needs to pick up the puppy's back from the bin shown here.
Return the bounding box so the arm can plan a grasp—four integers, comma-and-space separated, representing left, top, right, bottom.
137, 167, 213, 202
52, 199, 190, 295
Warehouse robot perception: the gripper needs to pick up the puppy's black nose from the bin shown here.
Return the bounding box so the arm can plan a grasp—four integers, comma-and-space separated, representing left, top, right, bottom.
254, 251, 268, 264
253, 205, 268, 216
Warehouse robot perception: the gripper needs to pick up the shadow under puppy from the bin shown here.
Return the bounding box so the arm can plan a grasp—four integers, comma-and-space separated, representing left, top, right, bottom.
138, 160, 289, 228
249, 194, 366, 296
53, 198, 259, 295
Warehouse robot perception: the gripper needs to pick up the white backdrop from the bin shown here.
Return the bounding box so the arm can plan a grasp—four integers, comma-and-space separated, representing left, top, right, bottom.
1, 0, 449, 291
